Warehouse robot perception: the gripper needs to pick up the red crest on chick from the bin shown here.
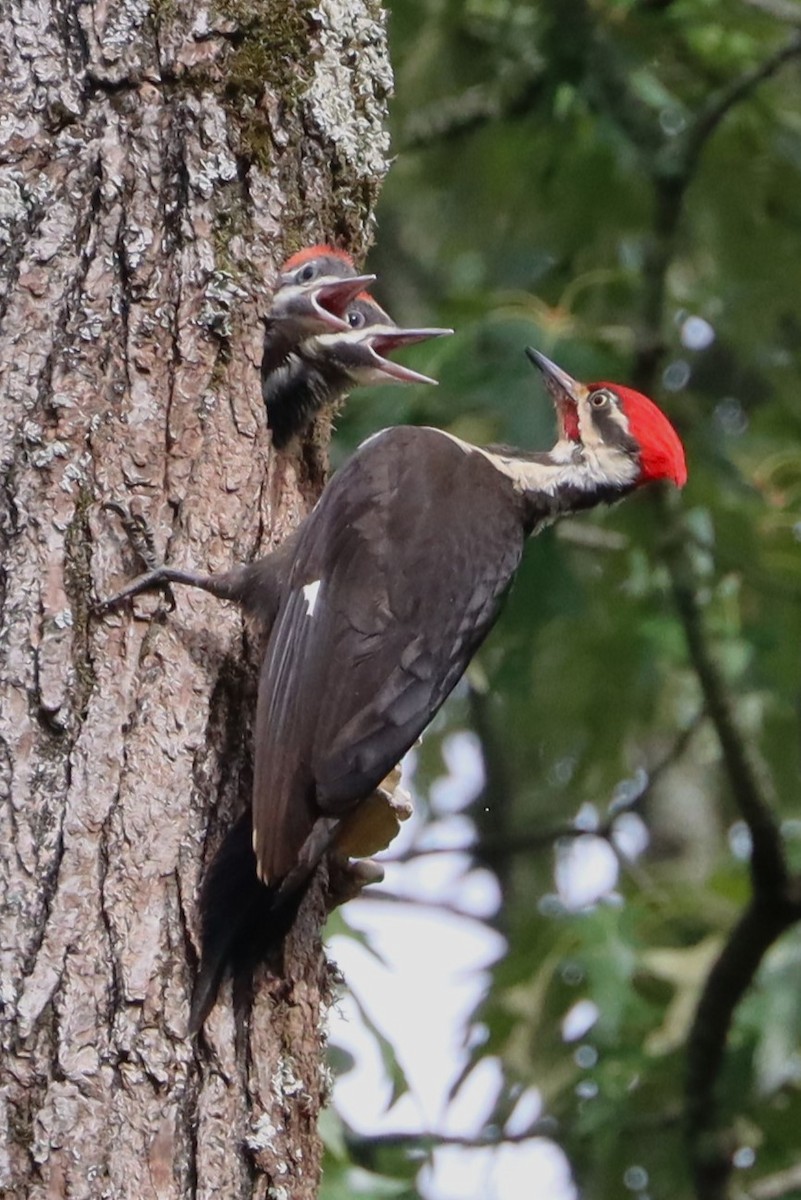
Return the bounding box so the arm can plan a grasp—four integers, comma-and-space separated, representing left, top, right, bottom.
281, 244, 355, 272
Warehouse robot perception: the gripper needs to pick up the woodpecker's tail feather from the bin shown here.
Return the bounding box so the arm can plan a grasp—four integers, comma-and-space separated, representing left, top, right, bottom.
188, 812, 306, 1034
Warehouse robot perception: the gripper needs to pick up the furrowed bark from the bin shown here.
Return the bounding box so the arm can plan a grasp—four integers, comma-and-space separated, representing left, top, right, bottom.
0, 2, 390, 1196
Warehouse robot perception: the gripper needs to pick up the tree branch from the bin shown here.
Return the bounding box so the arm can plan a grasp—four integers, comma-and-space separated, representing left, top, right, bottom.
679, 32, 801, 178
685, 887, 801, 1200
382, 714, 701, 868
739, 0, 801, 23
749, 1162, 801, 1200
665, 550, 788, 897
401, 72, 544, 152
347, 1121, 556, 1154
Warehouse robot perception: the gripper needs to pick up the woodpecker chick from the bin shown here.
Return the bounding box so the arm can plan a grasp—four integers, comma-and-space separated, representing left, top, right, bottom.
264, 290, 453, 449
263, 246, 375, 361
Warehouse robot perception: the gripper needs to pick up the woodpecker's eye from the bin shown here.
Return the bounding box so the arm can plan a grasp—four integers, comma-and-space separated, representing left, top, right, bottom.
347, 309, 366, 329
297, 263, 316, 283
589, 389, 614, 409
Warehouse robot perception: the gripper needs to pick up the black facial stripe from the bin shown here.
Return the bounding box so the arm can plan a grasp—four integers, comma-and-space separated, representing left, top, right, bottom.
590, 407, 639, 455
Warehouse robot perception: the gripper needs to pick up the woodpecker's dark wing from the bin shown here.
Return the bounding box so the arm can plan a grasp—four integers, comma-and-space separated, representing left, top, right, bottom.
252, 426, 527, 883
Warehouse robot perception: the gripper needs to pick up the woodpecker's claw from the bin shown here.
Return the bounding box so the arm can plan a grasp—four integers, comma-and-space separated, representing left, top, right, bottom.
268, 272, 376, 333
98, 503, 177, 612
526, 347, 586, 441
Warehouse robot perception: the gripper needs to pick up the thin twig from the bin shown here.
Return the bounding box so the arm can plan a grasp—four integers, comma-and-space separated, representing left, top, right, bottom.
383, 713, 702, 867
681, 33, 801, 176
739, 0, 801, 23
685, 891, 801, 1200
748, 1162, 801, 1200
354, 889, 491, 924
401, 73, 543, 152
667, 560, 787, 897
347, 1122, 555, 1153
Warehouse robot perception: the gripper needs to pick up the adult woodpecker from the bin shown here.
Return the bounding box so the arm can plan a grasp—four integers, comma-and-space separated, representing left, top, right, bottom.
263, 246, 451, 447
102, 350, 687, 1029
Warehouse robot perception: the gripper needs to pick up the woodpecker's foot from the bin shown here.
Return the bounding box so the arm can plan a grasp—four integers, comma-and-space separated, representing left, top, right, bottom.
327, 857, 385, 909
96, 502, 176, 613
333, 767, 413, 859
95, 565, 179, 613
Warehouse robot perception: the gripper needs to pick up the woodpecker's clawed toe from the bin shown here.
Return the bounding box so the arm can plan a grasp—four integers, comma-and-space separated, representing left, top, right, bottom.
99, 502, 177, 612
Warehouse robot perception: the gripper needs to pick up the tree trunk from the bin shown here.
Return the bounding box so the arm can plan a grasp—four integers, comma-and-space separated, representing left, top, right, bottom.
0, 2, 390, 1196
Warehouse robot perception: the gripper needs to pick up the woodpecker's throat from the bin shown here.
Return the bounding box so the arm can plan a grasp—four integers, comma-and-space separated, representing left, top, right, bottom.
265, 353, 351, 449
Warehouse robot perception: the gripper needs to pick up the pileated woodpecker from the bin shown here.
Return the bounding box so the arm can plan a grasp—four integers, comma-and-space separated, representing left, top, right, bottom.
103, 350, 686, 1029
263, 245, 451, 447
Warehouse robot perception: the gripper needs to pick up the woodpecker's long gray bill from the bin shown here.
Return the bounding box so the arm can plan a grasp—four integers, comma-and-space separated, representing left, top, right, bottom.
367, 326, 454, 385
525, 347, 587, 404
525, 346, 588, 440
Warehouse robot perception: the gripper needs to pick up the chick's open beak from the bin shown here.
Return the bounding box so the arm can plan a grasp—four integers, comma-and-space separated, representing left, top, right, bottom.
361, 325, 454, 385
271, 273, 377, 331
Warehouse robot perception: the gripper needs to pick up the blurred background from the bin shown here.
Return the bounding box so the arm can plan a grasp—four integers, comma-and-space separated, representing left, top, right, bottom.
319, 2, 801, 1197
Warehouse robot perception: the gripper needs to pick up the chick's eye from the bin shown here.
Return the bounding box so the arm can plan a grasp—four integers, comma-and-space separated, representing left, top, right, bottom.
590, 389, 613, 409
297, 263, 316, 283
347, 310, 366, 328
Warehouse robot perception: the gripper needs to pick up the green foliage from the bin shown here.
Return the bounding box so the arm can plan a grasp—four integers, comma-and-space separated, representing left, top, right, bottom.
320, 1106, 420, 1200
326, 2, 801, 1197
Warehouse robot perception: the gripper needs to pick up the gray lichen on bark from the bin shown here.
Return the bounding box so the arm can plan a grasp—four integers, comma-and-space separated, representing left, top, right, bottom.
0, 1, 391, 1196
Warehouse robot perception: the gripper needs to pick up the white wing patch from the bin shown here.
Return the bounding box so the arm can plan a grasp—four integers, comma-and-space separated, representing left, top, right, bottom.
302, 579, 322, 616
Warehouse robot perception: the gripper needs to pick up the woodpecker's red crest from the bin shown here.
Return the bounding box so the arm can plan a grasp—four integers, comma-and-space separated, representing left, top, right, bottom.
589, 382, 688, 488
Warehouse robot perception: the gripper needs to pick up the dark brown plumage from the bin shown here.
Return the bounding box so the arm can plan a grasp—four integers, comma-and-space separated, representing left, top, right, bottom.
100, 350, 687, 1031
